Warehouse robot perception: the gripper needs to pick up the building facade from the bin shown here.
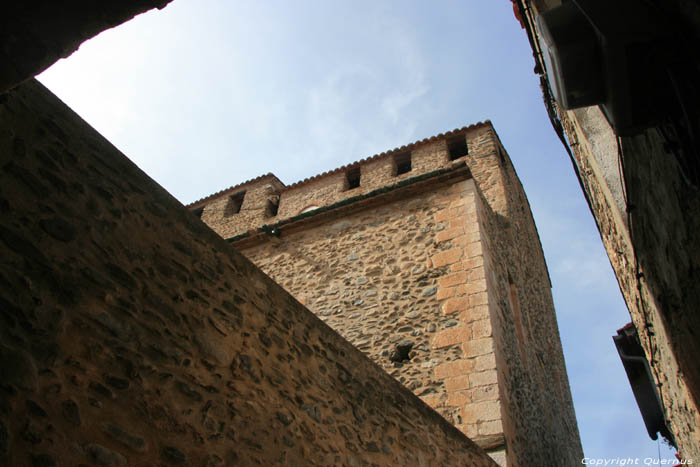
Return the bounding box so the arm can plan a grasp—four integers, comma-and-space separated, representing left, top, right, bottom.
0, 79, 504, 467
511, 0, 700, 459
190, 122, 583, 466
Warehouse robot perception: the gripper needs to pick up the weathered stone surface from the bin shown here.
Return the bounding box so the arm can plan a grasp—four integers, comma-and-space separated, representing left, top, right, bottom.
61, 399, 81, 426
213, 123, 584, 465
39, 217, 77, 242
0, 79, 496, 467
103, 424, 147, 452
25, 400, 47, 418
522, 2, 700, 458
0, 419, 8, 459
331, 220, 352, 230
84, 443, 127, 466
30, 454, 56, 467
0, 344, 38, 392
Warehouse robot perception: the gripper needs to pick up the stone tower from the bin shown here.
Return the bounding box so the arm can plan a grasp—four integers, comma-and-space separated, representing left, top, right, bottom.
190, 121, 583, 466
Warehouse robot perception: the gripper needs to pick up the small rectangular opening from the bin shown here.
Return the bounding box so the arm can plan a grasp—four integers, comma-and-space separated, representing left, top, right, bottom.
498, 147, 506, 164
226, 191, 245, 215
265, 197, 279, 218
393, 151, 412, 176
346, 167, 361, 190
191, 206, 204, 218
447, 135, 468, 160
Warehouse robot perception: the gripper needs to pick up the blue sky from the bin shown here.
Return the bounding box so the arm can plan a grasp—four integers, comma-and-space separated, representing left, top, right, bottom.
38, 0, 676, 461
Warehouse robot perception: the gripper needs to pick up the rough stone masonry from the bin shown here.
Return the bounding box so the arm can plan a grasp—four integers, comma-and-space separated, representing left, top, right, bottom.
189, 121, 584, 465
0, 79, 500, 466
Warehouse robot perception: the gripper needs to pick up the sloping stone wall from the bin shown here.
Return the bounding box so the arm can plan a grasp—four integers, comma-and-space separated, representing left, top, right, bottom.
0, 80, 498, 466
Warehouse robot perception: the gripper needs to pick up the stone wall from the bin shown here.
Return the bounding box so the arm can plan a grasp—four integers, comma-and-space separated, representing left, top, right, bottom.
472, 133, 582, 466
197, 174, 285, 240
221, 124, 583, 465
561, 111, 700, 460
522, 0, 700, 458
0, 79, 499, 466
241, 174, 502, 447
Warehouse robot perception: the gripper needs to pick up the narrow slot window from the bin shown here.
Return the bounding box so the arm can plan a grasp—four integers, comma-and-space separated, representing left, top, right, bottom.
447, 135, 468, 160
226, 191, 245, 216
265, 197, 279, 218
346, 167, 361, 190
394, 152, 412, 176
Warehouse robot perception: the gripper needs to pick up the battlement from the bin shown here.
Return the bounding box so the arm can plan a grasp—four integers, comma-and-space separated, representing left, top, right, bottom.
188, 122, 493, 239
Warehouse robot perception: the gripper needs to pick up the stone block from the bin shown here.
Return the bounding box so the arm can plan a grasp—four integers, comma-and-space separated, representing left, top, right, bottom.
437, 226, 465, 243
437, 286, 456, 300
456, 278, 487, 296
446, 390, 472, 407
462, 338, 493, 357
434, 359, 475, 379
460, 305, 490, 323
463, 256, 484, 271
471, 319, 492, 338
472, 384, 499, 402
438, 271, 467, 289
469, 369, 498, 388
442, 296, 469, 315
462, 400, 501, 424
469, 291, 489, 307
431, 248, 463, 267
463, 219, 480, 234
433, 326, 472, 349
452, 234, 470, 247
478, 419, 504, 436
435, 207, 461, 223
444, 375, 470, 392
474, 353, 497, 371
463, 241, 483, 259
468, 266, 486, 281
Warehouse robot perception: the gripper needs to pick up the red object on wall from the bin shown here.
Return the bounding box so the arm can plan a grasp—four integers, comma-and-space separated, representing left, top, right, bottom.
510, 0, 525, 28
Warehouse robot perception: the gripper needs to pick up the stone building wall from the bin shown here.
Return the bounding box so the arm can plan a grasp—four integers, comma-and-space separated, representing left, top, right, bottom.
208, 124, 583, 465
560, 111, 700, 459
473, 134, 582, 466
521, 0, 700, 459
241, 174, 501, 447
0, 79, 499, 467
